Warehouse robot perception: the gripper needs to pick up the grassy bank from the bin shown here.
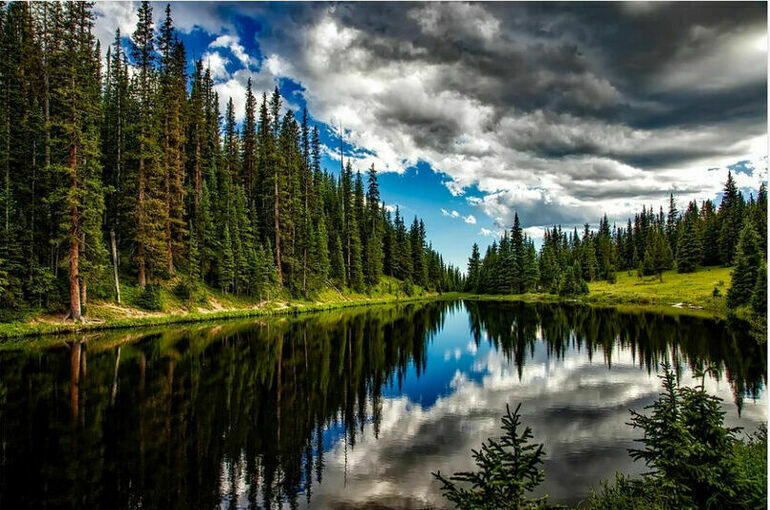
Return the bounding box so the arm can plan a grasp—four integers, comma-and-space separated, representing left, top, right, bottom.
588, 265, 731, 314
0, 275, 459, 340
463, 266, 733, 318
0, 266, 750, 341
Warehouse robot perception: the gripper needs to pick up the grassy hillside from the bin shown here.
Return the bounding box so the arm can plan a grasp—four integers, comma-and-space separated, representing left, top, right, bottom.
0, 276, 441, 339
589, 266, 731, 313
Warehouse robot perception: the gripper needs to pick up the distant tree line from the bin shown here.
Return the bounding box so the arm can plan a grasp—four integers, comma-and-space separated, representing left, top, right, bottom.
466, 172, 767, 309
0, 1, 462, 320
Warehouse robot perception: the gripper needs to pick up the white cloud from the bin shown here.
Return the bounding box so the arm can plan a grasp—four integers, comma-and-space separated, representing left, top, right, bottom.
441, 208, 461, 218
202, 51, 230, 80
209, 34, 256, 68
463, 214, 477, 224
479, 228, 502, 237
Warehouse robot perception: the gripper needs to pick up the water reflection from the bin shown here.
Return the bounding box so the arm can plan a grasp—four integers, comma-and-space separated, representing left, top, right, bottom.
0, 300, 765, 508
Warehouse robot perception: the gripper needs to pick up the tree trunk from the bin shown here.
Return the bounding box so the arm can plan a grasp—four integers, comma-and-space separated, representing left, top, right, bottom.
110, 230, 121, 303
165, 123, 174, 275
70, 340, 81, 422
274, 174, 283, 286
69, 142, 81, 322
80, 233, 87, 310
137, 141, 146, 288
193, 139, 201, 213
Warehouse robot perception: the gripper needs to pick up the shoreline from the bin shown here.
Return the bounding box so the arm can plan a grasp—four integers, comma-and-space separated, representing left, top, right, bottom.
0, 293, 460, 340
1, 289, 738, 342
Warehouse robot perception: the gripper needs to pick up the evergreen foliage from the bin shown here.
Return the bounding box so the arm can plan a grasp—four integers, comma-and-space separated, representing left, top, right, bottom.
432, 403, 550, 510
0, 2, 462, 319
468, 173, 766, 305
727, 218, 762, 309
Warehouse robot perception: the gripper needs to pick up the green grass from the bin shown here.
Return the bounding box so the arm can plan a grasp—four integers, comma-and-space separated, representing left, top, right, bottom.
588, 266, 731, 314
0, 274, 458, 340
0, 267, 745, 341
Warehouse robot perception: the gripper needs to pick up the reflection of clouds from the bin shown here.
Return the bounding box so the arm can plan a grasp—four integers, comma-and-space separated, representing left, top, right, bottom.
299, 341, 767, 508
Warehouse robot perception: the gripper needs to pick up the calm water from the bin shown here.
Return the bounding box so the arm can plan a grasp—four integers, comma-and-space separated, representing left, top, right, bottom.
0, 300, 766, 509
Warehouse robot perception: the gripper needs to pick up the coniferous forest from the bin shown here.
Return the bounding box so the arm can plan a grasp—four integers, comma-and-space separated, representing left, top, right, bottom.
466, 173, 767, 313
0, 1, 463, 322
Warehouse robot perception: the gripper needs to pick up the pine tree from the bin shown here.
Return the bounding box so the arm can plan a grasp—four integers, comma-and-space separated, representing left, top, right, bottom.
677, 201, 701, 273
727, 218, 761, 309
241, 77, 257, 203
158, 4, 187, 274
131, 0, 165, 287
580, 224, 597, 282
718, 171, 745, 265
49, 2, 105, 319
665, 193, 679, 256
466, 243, 481, 293
510, 213, 524, 292
751, 259, 767, 314
364, 164, 384, 286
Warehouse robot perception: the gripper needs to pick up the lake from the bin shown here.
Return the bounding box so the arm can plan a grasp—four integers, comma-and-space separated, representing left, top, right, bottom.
0, 299, 766, 508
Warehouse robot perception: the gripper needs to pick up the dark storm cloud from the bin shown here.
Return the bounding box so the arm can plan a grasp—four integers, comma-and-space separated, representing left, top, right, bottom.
97, 1, 766, 230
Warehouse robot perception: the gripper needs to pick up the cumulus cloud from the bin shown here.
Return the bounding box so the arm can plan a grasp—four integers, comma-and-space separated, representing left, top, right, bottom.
463, 214, 476, 224
95, 2, 767, 233
290, 329, 765, 508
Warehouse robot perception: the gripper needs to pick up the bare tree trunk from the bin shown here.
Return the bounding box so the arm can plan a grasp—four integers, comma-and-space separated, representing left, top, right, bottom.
110, 230, 121, 303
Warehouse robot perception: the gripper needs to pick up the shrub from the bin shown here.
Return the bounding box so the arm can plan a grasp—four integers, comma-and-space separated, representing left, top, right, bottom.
173, 280, 194, 301
432, 403, 551, 509
135, 284, 164, 311
627, 363, 743, 508
712, 286, 722, 297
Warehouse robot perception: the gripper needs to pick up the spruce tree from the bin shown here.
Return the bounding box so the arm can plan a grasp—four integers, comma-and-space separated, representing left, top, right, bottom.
718, 171, 745, 265
677, 201, 701, 273
751, 259, 767, 314
466, 243, 481, 292
665, 193, 679, 255
365, 164, 384, 286
727, 218, 761, 309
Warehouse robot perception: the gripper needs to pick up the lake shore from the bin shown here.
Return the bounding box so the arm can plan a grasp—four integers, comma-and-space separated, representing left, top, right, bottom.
0, 290, 458, 340
2, 266, 759, 341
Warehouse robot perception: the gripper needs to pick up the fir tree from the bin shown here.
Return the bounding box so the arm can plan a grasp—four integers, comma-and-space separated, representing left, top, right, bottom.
677, 201, 701, 273
727, 218, 762, 309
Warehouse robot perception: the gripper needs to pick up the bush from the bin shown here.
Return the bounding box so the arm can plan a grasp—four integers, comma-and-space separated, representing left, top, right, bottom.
433, 403, 551, 509
173, 279, 194, 301
438, 364, 768, 510
712, 286, 722, 297
135, 284, 164, 311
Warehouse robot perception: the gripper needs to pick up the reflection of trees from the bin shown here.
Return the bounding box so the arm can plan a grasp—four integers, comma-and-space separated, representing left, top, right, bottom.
464, 300, 766, 411
0, 299, 763, 509
0, 301, 454, 509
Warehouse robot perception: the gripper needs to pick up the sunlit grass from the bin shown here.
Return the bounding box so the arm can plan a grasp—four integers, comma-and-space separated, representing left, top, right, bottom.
589, 266, 731, 313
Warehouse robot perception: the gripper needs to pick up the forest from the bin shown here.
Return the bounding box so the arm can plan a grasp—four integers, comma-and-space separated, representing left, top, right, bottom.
0, 1, 766, 328
466, 172, 768, 315
0, 1, 464, 322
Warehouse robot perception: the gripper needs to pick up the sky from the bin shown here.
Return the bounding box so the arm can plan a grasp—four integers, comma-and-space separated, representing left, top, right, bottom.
93, 1, 768, 270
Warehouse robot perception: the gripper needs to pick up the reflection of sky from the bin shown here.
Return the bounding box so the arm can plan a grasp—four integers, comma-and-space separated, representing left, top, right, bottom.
229, 304, 767, 509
